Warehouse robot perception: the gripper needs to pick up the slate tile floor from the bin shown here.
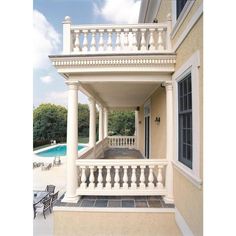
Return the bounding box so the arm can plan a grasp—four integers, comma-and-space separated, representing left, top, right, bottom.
55, 194, 175, 209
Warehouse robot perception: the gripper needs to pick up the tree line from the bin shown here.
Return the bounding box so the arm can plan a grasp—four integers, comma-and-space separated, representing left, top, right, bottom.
33, 103, 134, 148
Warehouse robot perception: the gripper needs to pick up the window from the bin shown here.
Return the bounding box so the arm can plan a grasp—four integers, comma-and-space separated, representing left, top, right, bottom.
178, 73, 192, 168
176, 0, 188, 19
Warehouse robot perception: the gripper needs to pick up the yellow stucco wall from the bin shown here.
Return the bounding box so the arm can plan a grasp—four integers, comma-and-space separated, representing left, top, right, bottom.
156, 0, 172, 23
54, 211, 181, 236
150, 87, 166, 159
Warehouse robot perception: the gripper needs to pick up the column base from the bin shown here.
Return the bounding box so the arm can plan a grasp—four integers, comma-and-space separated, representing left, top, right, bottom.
163, 195, 174, 204
61, 194, 80, 203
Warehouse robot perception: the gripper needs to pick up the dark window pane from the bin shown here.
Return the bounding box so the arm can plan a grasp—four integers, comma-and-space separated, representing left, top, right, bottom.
184, 79, 187, 94
187, 145, 191, 161
177, 0, 188, 19
188, 93, 192, 109
183, 144, 186, 158
180, 97, 183, 111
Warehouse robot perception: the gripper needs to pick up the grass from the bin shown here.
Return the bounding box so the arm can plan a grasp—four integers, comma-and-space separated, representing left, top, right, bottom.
33, 137, 89, 151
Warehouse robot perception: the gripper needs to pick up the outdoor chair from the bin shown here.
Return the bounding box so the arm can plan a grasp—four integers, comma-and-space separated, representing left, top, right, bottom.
53, 156, 61, 166
45, 185, 56, 195
50, 191, 59, 210
34, 197, 51, 219
41, 163, 52, 171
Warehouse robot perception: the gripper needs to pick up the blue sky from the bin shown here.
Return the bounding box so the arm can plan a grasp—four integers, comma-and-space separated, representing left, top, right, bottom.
33, 0, 141, 108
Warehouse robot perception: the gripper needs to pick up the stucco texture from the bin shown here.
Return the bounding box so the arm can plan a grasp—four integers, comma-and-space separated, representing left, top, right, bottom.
54, 211, 181, 236
156, 0, 172, 23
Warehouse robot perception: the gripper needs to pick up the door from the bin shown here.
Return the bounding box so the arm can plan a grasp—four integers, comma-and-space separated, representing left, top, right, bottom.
144, 101, 151, 159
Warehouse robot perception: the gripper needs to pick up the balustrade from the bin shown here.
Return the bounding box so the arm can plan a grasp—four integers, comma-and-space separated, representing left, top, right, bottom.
108, 136, 136, 148
76, 159, 168, 196
63, 20, 171, 54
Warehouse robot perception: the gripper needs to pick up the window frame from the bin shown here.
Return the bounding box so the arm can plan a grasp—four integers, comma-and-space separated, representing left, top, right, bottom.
171, 0, 195, 39
172, 51, 202, 188
178, 73, 192, 169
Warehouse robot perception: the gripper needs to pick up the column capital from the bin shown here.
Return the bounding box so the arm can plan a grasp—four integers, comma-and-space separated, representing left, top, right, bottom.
164, 82, 173, 91
88, 97, 95, 103
66, 81, 79, 90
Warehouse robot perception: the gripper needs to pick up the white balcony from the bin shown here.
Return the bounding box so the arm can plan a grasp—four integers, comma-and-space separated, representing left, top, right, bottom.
62, 16, 172, 55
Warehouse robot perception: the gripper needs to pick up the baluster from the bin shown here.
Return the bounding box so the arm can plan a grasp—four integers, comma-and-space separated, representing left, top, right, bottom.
80, 166, 87, 189
124, 29, 129, 51
73, 30, 80, 52
148, 165, 154, 188
149, 28, 156, 51
132, 29, 138, 51
115, 29, 121, 51
123, 166, 128, 189
90, 29, 96, 52
107, 29, 113, 51
139, 166, 146, 188
157, 28, 164, 51
140, 29, 147, 51
157, 165, 164, 188
98, 29, 104, 51
131, 165, 137, 188
82, 30, 88, 52
106, 166, 112, 188
89, 166, 95, 188
114, 166, 120, 188
97, 166, 103, 188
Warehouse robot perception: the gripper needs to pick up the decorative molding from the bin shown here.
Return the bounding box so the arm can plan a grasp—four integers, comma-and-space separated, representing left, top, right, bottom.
49, 54, 176, 73
171, 0, 195, 38
175, 208, 194, 236
54, 206, 176, 213
172, 3, 203, 52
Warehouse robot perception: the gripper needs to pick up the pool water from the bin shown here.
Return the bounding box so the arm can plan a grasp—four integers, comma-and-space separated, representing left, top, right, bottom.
36, 145, 85, 157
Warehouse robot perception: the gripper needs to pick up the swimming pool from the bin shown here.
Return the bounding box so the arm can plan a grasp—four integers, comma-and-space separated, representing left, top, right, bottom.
35, 144, 86, 157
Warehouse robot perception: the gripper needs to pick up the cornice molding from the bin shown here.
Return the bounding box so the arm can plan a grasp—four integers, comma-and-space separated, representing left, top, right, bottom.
50, 54, 176, 73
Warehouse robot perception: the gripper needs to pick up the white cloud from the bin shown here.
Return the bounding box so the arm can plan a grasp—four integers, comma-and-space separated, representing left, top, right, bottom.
40, 75, 53, 84
94, 0, 141, 24
33, 10, 60, 70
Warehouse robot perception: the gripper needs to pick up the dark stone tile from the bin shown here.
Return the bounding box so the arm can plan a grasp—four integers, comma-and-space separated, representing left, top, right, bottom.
108, 196, 122, 200
80, 200, 95, 207
135, 200, 148, 208
94, 200, 108, 207
66, 202, 79, 207
163, 203, 175, 208
108, 200, 121, 208
121, 196, 135, 200
122, 200, 134, 208
82, 196, 97, 200
134, 196, 147, 201
147, 196, 163, 201
148, 200, 163, 208
96, 196, 109, 200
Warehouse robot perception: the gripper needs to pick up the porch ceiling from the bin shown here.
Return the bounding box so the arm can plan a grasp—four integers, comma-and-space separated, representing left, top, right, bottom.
82, 81, 161, 109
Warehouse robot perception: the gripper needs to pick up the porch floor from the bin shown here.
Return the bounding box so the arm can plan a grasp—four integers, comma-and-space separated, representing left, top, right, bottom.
55, 194, 175, 209
103, 148, 144, 159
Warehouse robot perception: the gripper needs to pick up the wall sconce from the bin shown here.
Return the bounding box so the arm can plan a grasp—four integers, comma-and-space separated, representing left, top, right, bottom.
154, 117, 160, 125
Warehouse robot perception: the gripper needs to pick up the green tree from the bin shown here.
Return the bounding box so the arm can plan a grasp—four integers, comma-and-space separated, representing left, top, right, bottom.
108, 111, 135, 136
33, 103, 67, 147
78, 103, 89, 137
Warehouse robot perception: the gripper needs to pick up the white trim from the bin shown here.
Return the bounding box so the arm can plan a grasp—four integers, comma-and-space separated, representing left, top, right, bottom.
172, 51, 202, 186
173, 3, 203, 52
173, 161, 202, 188
171, 0, 195, 38
175, 208, 194, 236
54, 206, 176, 213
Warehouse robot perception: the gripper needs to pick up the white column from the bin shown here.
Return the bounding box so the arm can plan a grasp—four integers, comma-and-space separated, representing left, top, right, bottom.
164, 82, 174, 204
62, 16, 71, 54
98, 105, 104, 141
88, 98, 96, 147
104, 108, 108, 138
135, 109, 139, 149
62, 82, 79, 203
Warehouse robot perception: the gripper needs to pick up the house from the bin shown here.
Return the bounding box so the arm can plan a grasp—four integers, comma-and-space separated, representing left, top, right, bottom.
49, 0, 203, 235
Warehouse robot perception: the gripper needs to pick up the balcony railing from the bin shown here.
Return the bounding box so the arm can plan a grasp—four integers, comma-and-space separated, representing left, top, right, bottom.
62, 16, 172, 55
108, 136, 136, 148
76, 159, 168, 196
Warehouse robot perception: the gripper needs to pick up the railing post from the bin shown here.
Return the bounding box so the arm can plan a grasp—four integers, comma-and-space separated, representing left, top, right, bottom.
80, 166, 87, 189
123, 166, 128, 189
139, 166, 146, 188
157, 165, 164, 189
62, 16, 72, 54
97, 166, 103, 188
106, 166, 112, 188
148, 165, 155, 188
114, 166, 120, 189
88, 166, 95, 188
131, 166, 137, 189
